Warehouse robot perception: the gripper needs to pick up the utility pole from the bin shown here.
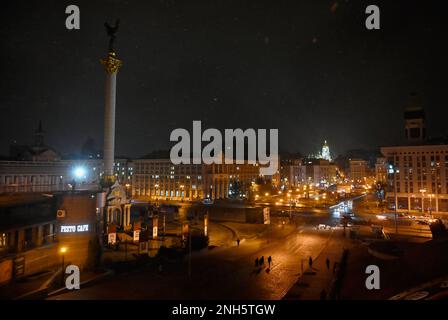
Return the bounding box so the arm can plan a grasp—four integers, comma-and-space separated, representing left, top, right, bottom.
61, 254, 65, 285
188, 222, 192, 277
393, 164, 398, 234
162, 212, 166, 247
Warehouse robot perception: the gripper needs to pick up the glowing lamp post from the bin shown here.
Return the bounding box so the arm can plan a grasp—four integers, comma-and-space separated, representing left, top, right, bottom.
180, 185, 185, 200
71, 166, 87, 190
388, 164, 399, 234
429, 194, 435, 217
74, 166, 86, 179
60, 247, 67, 284
419, 189, 426, 214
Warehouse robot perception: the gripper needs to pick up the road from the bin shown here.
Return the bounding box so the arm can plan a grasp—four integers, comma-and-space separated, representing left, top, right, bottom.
51, 193, 435, 300
50, 212, 338, 300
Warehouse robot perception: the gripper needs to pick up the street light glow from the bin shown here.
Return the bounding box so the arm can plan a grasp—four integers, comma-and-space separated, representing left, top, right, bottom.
73, 166, 87, 179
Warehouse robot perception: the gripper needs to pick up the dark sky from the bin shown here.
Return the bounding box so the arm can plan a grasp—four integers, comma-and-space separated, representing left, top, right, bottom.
0, 0, 446, 158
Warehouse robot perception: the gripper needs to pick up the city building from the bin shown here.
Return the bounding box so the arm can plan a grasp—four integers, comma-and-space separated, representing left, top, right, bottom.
301, 159, 337, 186
9, 121, 61, 162
0, 195, 58, 285
375, 157, 388, 184
132, 158, 260, 201
321, 140, 332, 161
381, 95, 448, 213
0, 121, 134, 194
57, 192, 102, 268
309, 140, 332, 161
204, 163, 260, 199
349, 158, 369, 185
0, 158, 133, 193
404, 93, 426, 143
132, 159, 204, 200
381, 144, 448, 213
0, 195, 57, 259
279, 157, 304, 188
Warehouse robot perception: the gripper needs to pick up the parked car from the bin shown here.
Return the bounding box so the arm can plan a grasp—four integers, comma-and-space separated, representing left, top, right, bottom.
202, 198, 214, 205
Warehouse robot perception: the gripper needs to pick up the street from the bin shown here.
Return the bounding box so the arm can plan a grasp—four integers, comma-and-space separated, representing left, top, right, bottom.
48, 194, 444, 300
50, 209, 341, 300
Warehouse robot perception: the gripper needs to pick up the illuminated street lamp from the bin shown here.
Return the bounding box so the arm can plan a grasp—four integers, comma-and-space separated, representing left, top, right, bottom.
419, 188, 427, 214
154, 183, 159, 200
389, 163, 399, 234
73, 166, 87, 180
180, 184, 185, 199
429, 194, 435, 217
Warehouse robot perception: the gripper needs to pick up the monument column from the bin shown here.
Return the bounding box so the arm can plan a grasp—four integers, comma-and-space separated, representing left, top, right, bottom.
101, 52, 122, 182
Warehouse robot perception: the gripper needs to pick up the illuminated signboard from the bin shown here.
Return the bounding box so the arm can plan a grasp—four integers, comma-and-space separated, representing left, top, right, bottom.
153, 226, 158, 239
133, 230, 140, 242
108, 233, 116, 245
60, 224, 89, 233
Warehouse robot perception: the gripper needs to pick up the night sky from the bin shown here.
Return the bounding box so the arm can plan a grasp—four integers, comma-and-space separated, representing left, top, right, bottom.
0, 0, 446, 158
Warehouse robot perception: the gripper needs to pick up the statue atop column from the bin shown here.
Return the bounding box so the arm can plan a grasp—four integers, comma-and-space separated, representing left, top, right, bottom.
101, 19, 122, 74
104, 19, 120, 53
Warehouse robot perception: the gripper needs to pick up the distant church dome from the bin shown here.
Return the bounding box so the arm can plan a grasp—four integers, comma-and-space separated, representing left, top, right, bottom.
321, 140, 332, 161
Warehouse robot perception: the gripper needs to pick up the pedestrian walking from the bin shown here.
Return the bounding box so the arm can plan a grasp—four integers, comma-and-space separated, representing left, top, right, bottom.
326, 258, 330, 270
255, 257, 259, 268
308, 256, 313, 269
237, 238, 240, 246
158, 264, 163, 274
268, 256, 272, 268
260, 256, 265, 267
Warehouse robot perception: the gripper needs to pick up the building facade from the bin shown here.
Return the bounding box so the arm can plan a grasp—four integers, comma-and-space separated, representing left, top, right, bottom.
375, 157, 388, 184
381, 144, 448, 213
302, 159, 337, 185
132, 159, 260, 201
404, 93, 426, 143
349, 159, 369, 185
280, 158, 304, 188
0, 158, 133, 193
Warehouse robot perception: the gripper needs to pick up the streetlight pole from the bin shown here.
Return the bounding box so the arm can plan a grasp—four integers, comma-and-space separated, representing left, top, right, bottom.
429, 194, 433, 218
61, 254, 65, 284
188, 222, 192, 277
391, 164, 398, 234
60, 247, 67, 285
420, 189, 426, 214
163, 212, 166, 247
